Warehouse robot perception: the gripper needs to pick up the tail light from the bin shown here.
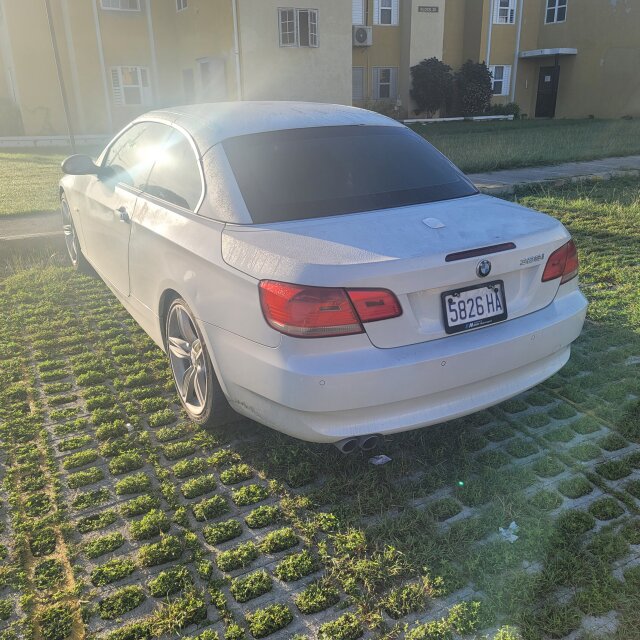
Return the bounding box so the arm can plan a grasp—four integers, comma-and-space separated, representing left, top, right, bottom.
541, 239, 579, 285
259, 280, 402, 338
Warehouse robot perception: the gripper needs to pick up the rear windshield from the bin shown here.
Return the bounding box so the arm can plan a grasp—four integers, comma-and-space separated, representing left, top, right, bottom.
222, 125, 476, 224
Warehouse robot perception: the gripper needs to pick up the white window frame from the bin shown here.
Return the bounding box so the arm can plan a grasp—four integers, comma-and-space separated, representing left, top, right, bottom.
352, 0, 365, 25
100, 0, 141, 11
493, 0, 516, 24
489, 65, 511, 96
176, 0, 188, 11
110, 66, 152, 106
372, 67, 398, 100
373, 0, 399, 26
278, 8, 319, 48
352, 67, 365, 100
545, 0, 567, 24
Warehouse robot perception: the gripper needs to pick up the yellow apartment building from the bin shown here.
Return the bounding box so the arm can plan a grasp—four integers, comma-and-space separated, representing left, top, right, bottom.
0, 0, 638, 136
354, 0, 640, 119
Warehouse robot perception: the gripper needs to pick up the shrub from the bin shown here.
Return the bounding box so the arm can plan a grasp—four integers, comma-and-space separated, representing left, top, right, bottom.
274, 550, 317, 581
138, 535, 182, 567
486, 102, 520, 118
173, 457, 208, 478
130, 509, 171, 540
203, 519, 243, 545
99, 585, 146, 620
193, 495, 230, 521
232, 484, 269, 506
245, 505, 281, 529
216, 541, 259, 572
147, 566, 193, 597
115, 472, 151, 495
77, 509, 117, 533
121, 494, 160, 517
182, 474, 217, 499
84, 532, 125, 558
220, 463, 254, 485
246, 603, 293, 639
109, 452, 144, 475
453, 60, 492, 116
410, 57, 453, 116
230, 570, 273, 603
318, 613, 363, 640
294, 580, 340, 614
91, 557, 136, 586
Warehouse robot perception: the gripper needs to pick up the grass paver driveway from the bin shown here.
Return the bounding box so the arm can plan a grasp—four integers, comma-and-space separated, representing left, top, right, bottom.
0, 177, 639, 640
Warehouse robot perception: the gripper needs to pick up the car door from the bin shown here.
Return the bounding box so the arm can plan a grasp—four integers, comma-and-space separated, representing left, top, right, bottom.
81, 121, 173, 296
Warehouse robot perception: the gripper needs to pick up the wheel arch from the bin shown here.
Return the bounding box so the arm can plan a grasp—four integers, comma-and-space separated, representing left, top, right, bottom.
158, 288, 181, 349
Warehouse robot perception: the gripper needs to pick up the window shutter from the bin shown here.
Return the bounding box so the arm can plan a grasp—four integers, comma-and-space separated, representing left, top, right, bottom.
373, 0, 380, 25
352, 0, 364, 25
372, 68, 380, 99
509, 0, 516, 23
390, 67, 398, 99
111, 68, 123, 105
503, 66, 511, 96
352, 67, 364, 100
493, 0, 501, 23
391, 0, 399, 26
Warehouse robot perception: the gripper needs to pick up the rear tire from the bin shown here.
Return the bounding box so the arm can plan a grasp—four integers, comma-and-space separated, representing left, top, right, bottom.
61, 193, 91, 274
165, 297, 235, 428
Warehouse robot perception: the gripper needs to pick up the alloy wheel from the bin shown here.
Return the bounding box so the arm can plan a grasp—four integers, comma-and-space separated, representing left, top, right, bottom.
61, 199, 79, 266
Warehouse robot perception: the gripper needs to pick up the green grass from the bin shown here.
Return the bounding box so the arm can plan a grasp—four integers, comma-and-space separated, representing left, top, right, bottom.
1, 176, 640, 638
414, 118, 640, 173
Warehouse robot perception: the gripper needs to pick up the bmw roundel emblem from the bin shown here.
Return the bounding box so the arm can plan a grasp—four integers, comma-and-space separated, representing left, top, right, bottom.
476, 259, 492, 278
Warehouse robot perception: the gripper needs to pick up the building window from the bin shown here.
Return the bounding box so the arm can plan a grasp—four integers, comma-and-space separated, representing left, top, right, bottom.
545, 0, 567, 23
489, 65, 511, 96
352, 0, 365, 25
278, 8, 319, 47
374, 0, 399, 25
493, 0, 516, 24
177, 0, 188, 11
101, 0, 140, 11
111, 66, 152, 106
373, 67, 398, 100
352, 67, 365, 100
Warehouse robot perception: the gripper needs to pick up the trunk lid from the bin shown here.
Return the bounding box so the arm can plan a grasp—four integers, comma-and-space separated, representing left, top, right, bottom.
222, 194, 570, 348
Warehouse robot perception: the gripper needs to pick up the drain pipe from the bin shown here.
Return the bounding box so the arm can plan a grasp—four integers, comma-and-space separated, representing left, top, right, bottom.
485, 0, 494, 66
510, 0, 524, 102
231, 0, 243, 100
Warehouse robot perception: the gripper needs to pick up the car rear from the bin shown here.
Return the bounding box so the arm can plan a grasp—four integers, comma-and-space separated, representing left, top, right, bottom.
200, 114, 588, 442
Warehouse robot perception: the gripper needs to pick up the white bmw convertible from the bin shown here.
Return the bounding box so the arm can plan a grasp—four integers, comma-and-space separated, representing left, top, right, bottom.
60, 102, 587, 452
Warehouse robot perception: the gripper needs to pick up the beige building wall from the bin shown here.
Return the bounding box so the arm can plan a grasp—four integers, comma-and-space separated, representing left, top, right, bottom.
238, 0, 351, 104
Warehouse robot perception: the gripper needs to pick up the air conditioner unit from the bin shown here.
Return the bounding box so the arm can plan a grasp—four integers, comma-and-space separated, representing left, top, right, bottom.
353, 25, 372, 47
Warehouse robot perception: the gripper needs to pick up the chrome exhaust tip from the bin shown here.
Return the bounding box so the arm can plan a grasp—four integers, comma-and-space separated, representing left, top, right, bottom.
334, 437, 359, 454
358, 434, 380, 451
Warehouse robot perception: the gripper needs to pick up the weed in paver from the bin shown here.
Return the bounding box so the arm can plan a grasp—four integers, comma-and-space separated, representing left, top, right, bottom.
67, 466, 104, 488
216, 541, 259, 572
147, 566, 193, 597
587, 530, 629, 563
599, 432, 629, 451
259, 527, 299, 553
588, 497, 625, 520
156, 424, 188, 442
428, 497, 462, 522
232, 484, 269, 506
208, 449, 241, 468
220, 463, 254, 485
109, 451, 144, 475
549, 404, 578, 420
38, 603, 74, 640
139, 535, 182, 566
99, 585, 146, 620
182, 474, 217, 499
91, 557, 137, 586
245, 505, 282, 529
203, 519, 243, 545
501, 399, 528, 414
34, 558, 64, 590
84, 532, 125, 558
544, 426, 575, 443
624, 565, 640, 589
570, 416, 602, 435
77, 509, 118, 533
318, 613, 363, 640
555, 510, 596, 538
505, 439, 538, 459
569, 442, 601, 462
522, 413, 551, 429
121, 494, 161, 517
382, 579, 432, 619
231, 570, 273, 603
558, 476, 593, 499
115, 472, 152, 495
130, 509, 171, 540
193, 495, 230, 521
597, 459, 632, 481
148, 409, 175, 428
96, 420, 129, 440
163, 439, 197, 460
173, 457, 208, 478
29, 527, 57, 556
274, 549, 318, 581
294, 579, 340, 614
63, 448, 99, 469
72, 487, 111, 510
531, 490, 563, 511
485, 423, 515, 442
476, 450, 510, 469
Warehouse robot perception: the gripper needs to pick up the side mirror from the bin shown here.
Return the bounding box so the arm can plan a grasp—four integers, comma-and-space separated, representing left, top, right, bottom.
61, 154, 101, 176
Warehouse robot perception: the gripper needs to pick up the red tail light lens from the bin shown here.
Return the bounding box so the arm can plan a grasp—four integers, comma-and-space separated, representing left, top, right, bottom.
541, 240, 579, 284
259, 281, 402, 338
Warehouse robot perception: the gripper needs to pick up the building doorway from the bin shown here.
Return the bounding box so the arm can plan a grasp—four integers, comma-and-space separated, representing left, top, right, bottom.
535, 65, 560, 118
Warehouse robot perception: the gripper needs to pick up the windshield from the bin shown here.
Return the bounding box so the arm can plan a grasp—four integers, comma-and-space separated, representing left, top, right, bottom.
222, 125, 477, 224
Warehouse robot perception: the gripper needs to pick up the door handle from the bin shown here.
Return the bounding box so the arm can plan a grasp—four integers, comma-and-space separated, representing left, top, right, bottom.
117, 206, 130, 223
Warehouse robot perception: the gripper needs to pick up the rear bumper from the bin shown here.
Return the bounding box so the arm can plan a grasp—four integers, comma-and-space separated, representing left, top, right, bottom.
203, 289, 587, 442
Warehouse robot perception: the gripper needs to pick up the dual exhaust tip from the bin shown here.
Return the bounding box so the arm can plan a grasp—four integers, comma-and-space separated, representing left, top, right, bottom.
334, 434, 380, 454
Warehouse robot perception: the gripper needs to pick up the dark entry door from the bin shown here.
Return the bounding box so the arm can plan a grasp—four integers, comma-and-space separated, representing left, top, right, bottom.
535, 66, 560, 118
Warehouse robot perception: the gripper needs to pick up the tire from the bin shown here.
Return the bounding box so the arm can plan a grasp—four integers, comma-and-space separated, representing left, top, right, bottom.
165, 297, 235, 428
61, 193, 91, 273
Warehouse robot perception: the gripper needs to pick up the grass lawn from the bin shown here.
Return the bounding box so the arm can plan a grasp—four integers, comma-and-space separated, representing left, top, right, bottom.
414, 118, 640, 174
0, 178, 639, 640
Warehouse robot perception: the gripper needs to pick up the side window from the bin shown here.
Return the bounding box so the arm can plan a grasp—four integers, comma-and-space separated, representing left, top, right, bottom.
103, 122, 173, 189
144, 129, 203, 211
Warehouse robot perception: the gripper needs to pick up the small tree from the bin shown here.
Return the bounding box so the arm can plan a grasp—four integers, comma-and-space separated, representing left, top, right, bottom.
410, 58, 453, 117
453, 60, 493, 116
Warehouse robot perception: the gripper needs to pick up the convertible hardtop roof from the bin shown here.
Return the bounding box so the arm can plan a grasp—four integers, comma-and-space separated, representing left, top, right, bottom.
138, 101, 404, 152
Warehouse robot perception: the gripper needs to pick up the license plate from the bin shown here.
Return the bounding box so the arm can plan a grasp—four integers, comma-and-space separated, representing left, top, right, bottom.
441, 280, 507, 334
